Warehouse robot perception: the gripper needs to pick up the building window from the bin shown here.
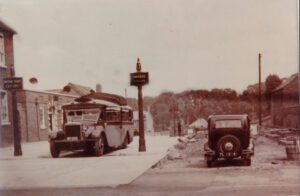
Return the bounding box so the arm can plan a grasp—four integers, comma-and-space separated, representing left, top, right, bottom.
39, 106, 46, 129
0, 33, 5, 67
0, 90, 10, 125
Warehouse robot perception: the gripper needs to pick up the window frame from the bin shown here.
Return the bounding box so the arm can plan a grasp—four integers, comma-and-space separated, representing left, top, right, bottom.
39, 106, 46, 129
0, 32, 5, 68
0, 90, 10, 125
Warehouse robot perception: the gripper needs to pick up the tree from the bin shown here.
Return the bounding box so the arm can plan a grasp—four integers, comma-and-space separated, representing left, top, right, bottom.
265, 74, 282, 93
265, 74, 282, 111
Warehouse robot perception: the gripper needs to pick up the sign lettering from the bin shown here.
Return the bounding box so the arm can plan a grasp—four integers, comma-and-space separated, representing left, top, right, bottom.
130, 72, 149, 86
3, 77, 23, 90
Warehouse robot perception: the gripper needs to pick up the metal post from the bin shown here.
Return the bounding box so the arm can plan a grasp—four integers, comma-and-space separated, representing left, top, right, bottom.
35, 100, 40, 141
8, 65, 23, 156
135, 58, 146, 152
130, 58, 148, 151
12, 90, 22, 156
258, 53, 262, 126
138, 84, 146, 151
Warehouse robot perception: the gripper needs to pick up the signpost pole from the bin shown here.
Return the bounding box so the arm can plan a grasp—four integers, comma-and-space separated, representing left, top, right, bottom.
3, 70, 23, 156
12, 90, 22, 156
138, 84, 146, 152
130, 58, 149, 152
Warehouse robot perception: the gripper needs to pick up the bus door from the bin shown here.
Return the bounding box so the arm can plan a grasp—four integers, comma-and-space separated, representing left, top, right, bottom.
105, 109, 123, 147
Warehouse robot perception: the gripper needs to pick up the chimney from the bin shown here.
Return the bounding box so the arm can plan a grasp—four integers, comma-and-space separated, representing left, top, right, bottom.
96, 83, 102, 93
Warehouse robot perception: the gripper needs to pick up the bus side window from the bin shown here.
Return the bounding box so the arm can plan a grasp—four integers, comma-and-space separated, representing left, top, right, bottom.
99, 111, 104, 121
128, 111, 132, 121
122, 110, 132, 122
122, 111, 128, 122
106, 111, 112, 121
107, 111, 121, 122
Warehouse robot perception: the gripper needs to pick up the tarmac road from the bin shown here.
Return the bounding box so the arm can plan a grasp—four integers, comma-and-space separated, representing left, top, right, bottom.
0, 135, 177, 190
1, 133, 299, 196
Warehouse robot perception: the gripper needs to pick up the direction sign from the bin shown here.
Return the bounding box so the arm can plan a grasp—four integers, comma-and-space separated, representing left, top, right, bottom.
130, 72, 149, 86
3, 77, 23, 90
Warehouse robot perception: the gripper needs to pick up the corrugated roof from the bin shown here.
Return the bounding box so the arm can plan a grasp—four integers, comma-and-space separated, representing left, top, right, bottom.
0, 20, 16, 34
272, 73, 298, 93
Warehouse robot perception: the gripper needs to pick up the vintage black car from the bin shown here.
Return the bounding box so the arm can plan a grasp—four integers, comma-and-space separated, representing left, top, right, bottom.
204, 114, 254, 167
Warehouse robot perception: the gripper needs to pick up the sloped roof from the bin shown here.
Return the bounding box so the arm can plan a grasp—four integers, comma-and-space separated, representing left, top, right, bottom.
0, 20, 16, 34
46, 82, 94, 97
67, 83, 94, 96
189, 118, 208, 129
272, 73, 298, 93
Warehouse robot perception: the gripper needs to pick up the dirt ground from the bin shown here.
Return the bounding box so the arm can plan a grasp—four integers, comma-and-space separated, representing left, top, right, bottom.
155, 131, 300, 170
126, 131, 300, 195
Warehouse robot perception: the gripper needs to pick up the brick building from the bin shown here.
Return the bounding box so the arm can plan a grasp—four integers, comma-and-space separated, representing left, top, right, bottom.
16, 83, 95, 142
0, 20, 17, 146
271, 73, 300, 128
16, 90, 76, 142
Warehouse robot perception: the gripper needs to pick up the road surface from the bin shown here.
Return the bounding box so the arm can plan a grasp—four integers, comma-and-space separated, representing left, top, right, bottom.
1, 133, 299, 196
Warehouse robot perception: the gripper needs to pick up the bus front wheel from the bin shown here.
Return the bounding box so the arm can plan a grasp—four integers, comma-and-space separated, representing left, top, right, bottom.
94, 135, 105, 156
50, 141, 60, 158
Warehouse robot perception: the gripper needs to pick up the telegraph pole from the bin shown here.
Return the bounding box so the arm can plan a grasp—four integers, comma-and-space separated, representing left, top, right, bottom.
130, 58, 149, 152
297, 0, 300, 105
258, 53, 262, 126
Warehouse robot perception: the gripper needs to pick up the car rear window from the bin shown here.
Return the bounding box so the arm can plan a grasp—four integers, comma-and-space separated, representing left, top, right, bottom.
215, 119, 242, 128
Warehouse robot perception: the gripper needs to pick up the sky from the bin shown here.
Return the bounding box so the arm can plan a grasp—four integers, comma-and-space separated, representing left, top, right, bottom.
0, 0, 299, 98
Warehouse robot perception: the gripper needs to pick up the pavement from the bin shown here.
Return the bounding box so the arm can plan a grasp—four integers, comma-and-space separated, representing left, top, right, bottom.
0, 135, 177, 190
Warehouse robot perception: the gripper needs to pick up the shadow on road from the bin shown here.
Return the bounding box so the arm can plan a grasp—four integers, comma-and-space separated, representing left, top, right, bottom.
39, 148, 118, 159
186, 159, 251, 169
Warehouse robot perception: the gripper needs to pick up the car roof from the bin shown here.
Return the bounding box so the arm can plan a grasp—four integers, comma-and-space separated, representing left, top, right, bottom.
208, 114, 248, 121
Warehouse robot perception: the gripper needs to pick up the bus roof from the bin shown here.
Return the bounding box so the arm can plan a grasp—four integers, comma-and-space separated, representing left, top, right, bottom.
62, 92, 131, 109
75, 92, 127, 106
62, 99, 119, 109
